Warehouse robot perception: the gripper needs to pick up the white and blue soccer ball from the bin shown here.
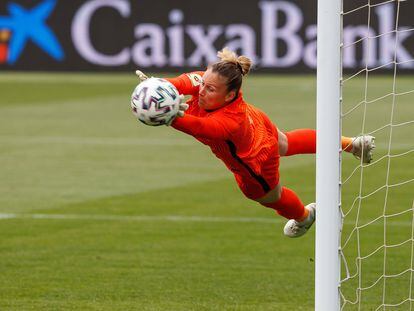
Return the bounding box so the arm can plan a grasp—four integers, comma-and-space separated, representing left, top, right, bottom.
131, 78, 180, 126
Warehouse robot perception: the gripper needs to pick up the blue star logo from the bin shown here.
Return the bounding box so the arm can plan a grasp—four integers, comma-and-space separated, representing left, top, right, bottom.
0, 0, 64, 64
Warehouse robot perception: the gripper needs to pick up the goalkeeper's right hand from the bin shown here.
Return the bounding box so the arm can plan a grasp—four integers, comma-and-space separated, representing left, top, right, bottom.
177, 95, 189, 117
135, 70, 149, 82
166, 95, 189, 126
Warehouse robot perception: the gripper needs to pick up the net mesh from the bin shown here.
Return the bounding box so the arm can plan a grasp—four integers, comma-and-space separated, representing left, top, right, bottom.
340, 0, 414, 309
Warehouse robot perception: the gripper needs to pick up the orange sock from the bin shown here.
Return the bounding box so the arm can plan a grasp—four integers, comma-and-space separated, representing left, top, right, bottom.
285, 129, 316, 156
285, 129, 354, 154
341, 136, 354, 152
261, 187, 307, 220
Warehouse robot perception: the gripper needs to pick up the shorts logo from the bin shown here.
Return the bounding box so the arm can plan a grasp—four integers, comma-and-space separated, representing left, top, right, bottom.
0, 0, 64, 64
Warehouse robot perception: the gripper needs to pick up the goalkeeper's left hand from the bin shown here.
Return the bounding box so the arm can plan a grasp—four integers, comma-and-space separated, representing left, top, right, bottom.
135, 70, 149, 82
166, 95, 189, 126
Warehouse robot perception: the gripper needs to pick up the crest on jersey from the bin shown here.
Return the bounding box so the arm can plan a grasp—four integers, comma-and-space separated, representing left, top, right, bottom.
187, 73, 202, 86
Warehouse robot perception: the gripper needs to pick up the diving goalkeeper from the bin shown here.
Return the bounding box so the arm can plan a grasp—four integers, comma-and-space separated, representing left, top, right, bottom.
135, 47, 375, 238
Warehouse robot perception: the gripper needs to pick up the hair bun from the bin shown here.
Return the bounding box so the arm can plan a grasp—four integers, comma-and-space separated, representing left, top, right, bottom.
236, 56, 252, 76
217, 47, 252, 76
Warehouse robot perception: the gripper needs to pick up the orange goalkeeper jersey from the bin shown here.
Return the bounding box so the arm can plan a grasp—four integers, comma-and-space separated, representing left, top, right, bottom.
168, 72, 280, 195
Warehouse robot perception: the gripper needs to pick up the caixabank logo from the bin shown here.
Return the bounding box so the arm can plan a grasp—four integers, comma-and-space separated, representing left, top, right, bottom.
0, 0, 64, 65
1, 0, 413, 72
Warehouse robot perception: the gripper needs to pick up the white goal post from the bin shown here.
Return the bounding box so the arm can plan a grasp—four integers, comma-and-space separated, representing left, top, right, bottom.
316, 0, 414, 309
315, 0, 342, 309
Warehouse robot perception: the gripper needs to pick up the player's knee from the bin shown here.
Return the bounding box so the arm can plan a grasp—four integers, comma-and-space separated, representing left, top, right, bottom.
254, 183, 282, 204
278, 130, 288, 156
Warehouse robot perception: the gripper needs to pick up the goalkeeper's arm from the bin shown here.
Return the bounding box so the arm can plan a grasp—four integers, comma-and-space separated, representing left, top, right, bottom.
171, 113, 239, 140
135, 70, 203, 96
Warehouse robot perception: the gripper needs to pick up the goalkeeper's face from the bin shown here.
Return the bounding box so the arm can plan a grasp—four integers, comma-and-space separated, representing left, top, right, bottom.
198, 69, 236, 111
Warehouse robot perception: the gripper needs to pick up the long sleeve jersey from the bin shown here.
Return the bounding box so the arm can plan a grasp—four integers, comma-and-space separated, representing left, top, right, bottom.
167, 72, 279, 182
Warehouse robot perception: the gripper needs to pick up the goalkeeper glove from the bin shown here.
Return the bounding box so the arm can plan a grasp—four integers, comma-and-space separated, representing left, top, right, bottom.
166, 95, 189, 126
135, 70, 149, 82
177, 95, 189, 117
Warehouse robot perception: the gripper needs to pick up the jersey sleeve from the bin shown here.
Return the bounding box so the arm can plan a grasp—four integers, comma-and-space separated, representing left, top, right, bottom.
165, 71, 204, 96
171, 113, 239, 140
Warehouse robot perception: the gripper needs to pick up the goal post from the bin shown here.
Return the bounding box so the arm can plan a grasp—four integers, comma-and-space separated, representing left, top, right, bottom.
315, 0, 414, 308
315, 0, 342, 309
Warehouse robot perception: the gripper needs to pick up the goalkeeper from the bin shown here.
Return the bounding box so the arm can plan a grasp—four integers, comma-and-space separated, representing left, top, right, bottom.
135, 47, 375, 238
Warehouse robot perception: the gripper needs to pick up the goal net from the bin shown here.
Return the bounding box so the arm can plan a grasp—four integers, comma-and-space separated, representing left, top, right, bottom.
339, 0, 414, 309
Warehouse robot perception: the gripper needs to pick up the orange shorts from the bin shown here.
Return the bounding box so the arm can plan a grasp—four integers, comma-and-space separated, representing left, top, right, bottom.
234, 153, 280, 200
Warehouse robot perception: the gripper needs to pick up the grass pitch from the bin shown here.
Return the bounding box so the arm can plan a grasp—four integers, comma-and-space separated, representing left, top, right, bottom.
0, 72, 412, 310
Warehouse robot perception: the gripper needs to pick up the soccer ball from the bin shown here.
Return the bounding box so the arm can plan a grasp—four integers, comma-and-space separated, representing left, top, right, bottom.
131, 78, 180, 126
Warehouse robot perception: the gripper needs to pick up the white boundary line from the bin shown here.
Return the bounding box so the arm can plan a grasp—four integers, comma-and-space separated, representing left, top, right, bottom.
0, 213, 281, 224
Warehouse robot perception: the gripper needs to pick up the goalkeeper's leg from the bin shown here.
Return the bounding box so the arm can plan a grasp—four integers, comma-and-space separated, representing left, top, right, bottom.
278, 129, 375, 163
238, 158, 315, 237
256, 184, 315, 238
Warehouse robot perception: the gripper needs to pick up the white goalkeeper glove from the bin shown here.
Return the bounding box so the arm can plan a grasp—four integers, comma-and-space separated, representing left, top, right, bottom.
166, 95, 189, 126
135, 70, 149, 82
177, 95, 189, 117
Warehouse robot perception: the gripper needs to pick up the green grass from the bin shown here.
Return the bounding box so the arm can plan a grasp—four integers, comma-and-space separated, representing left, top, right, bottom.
0, 72, 412, 310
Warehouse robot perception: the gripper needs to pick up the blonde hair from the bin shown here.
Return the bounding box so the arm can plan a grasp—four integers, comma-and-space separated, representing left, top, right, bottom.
217, 47, 252, 76
210, 47, 253, 100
